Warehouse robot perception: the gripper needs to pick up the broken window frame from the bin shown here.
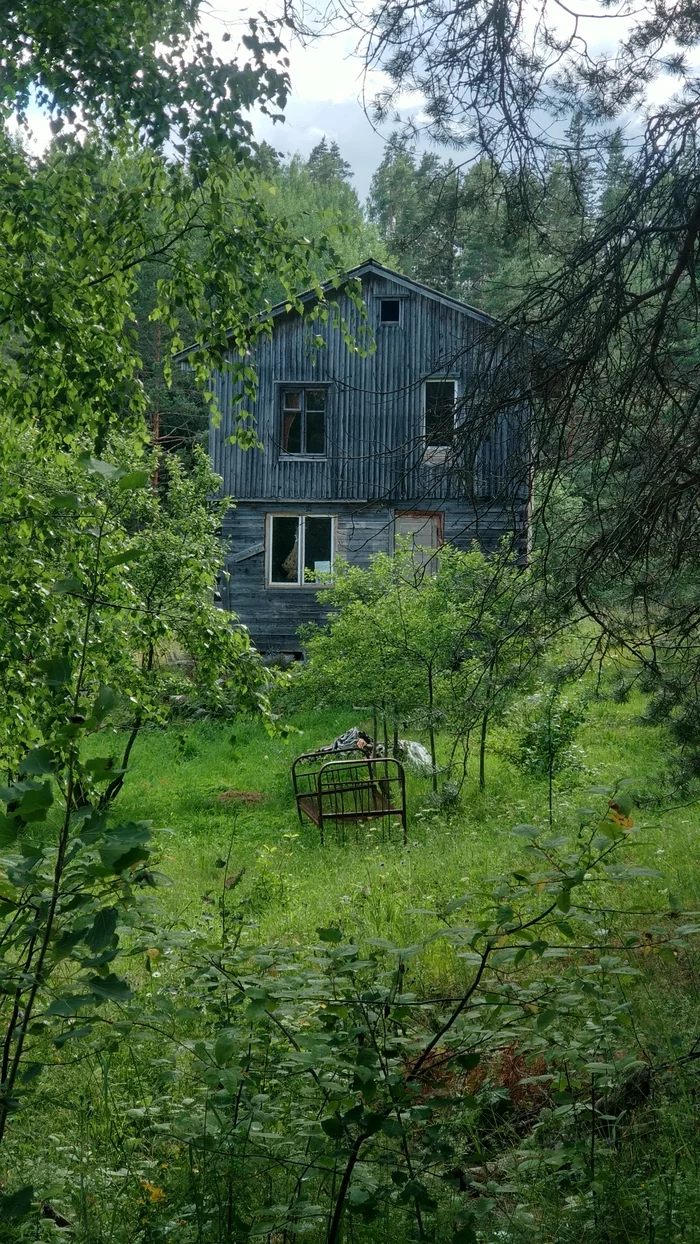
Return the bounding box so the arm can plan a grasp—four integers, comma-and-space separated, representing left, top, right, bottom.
394, 511, 444, 575
424, 378, 457, 450
266, 513, 335, 587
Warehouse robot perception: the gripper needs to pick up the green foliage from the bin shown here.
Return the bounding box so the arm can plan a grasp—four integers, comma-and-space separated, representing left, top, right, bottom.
130, 256, 209, 466
510, 687, 586, 780
0, 436, 276, 786
130, 136, 382, 458
307, 136, 354, 185
366, 128, 627, 316
505, 684, 588, 824
0, 6, 377, 1195
299, 541, 547, 789
18, 789, 685, 1242
2, 1, 290, 158
0, 655, 159, 1149
257, 140, 386, 303
0, 430, 283, 1158
5, 3, 700, 1237
1, 694, 698, 1239
0, 127, 372, 459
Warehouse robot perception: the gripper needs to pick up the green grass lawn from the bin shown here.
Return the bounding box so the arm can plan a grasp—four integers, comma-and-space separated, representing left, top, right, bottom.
105, 692, 700, 955
8, 691, 700, 1242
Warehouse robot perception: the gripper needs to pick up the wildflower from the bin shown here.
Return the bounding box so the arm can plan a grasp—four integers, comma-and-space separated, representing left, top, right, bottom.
139, 1179, 166, 1204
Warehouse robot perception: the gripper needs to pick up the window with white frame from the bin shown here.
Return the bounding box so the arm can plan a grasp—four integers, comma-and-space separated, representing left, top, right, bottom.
424, 379, 456, 448
267, 515, 334, 586
281, 387, 327, 456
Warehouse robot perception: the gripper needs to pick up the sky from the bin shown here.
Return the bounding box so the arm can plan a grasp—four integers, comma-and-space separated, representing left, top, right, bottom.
206, 3, 699, 200
239, 27, 398, 200
16, 3, 698, 204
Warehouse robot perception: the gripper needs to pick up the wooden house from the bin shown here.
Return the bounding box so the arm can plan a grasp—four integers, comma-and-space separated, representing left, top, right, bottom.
197, 260, 530, 655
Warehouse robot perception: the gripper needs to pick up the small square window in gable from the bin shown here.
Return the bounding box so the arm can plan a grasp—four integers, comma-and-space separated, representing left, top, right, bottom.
380, 298, 401, 324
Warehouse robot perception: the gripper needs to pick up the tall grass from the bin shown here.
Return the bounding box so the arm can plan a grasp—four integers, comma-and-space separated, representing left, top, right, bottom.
7, 692, 700, 1241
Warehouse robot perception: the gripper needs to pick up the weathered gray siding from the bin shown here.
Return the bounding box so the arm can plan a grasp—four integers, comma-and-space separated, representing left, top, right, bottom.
222, 498, 518, 652
222, 502, 394, 653
209, 264, 530, 651
211, 270, 527, 507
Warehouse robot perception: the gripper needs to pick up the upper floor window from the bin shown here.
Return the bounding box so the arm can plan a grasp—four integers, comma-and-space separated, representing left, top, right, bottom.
380, 298, 401, 324
281, 387, 326, 456
425, 379, 456, 448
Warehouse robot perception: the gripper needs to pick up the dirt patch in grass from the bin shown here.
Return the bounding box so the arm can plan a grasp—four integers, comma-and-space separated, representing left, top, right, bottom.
216, 789, 265, 805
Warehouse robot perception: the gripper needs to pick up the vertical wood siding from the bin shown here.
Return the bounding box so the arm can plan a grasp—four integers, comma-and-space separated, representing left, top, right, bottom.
212, 271, 527, 506
211, 267, 530, 650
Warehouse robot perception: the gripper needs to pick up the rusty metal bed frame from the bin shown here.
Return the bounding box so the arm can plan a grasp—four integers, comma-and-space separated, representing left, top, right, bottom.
291, 750, 407, 844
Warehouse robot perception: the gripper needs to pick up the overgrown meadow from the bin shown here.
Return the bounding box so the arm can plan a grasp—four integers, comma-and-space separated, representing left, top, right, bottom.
5, 687, 700, 1243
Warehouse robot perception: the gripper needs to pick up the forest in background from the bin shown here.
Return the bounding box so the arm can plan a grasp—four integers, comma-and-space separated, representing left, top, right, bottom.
142, 122, 621, 457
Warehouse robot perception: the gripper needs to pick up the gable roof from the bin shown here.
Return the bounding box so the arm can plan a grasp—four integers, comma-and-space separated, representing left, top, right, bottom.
268, 258, 498, 328
173, 259, 500, 363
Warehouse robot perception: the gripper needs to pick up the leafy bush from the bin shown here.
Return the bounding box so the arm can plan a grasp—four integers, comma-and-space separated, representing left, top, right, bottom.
506, 685, 587, 821
299, 541, 548, 792
11, 790, 680, 1242
0, 438, 279, 801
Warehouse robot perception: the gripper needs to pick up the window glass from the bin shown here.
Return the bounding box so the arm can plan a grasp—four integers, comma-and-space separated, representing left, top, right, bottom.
269, 515, 334, 585
270, 516, 299, 583
425, 380, 456, 447
281, 387, 326, 455
306, 409, 325, 455
282, 391, 302, 453
380, 298, 401, 323
305, 389, 325, 411
283, 409, 302, 454
305, 389, 326, 454
304, 517, 333, 580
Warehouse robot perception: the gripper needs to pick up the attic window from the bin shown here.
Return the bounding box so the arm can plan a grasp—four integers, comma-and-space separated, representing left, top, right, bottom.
281, 388, 326, 456
380, 298, 401, 324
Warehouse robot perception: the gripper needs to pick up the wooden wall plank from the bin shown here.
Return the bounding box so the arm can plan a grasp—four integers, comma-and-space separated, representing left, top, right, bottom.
210, 264, 530, 652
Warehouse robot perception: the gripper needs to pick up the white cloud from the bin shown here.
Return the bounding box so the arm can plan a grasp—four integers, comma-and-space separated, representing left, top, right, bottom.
205, 6, 395, 192
7, 106, 54, 154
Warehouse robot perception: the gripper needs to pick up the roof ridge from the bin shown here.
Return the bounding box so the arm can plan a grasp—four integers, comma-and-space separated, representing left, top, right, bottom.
173, 258, 502, 362
267, 257, 497, 326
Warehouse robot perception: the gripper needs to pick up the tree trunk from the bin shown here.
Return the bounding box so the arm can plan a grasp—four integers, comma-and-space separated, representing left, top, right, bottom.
479, 658, 496, 792
427, 666, 438, 792
479, 710, 489, 791
548, 757, 554, 825
461, 729, 471, 789
152, 322, 161, 489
